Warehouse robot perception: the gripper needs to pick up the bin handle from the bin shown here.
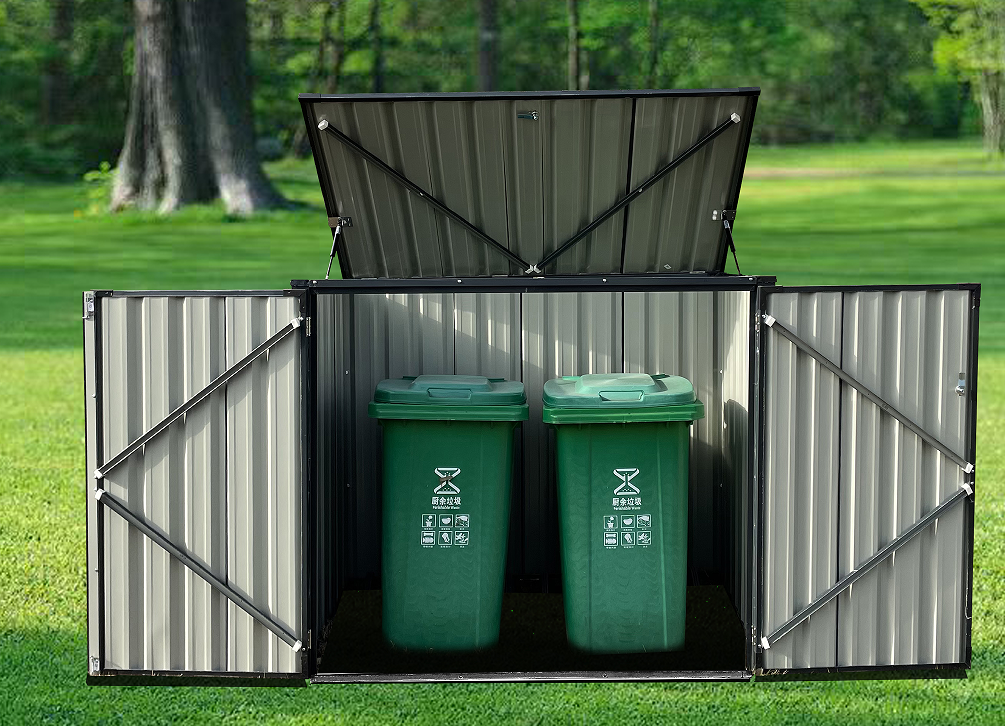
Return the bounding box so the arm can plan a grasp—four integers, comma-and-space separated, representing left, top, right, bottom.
598, 390, 645, 402
427, 388, 473, 400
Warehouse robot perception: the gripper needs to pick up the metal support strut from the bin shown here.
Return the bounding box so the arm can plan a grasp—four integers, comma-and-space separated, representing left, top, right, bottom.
534, 112, 742, 272
763, 485, 972, 648
723, 219, 742, 275
95, 317, 303, 481
94, 488, 302, 652
326, 218, 343, 280
91, 315, 306, 655
762, 313, 974, 473
317, 119, 532, 273
760, 310, 976, 649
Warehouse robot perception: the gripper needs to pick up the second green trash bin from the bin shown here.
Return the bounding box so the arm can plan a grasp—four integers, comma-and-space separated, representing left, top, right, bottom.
369, 375, 528, 651
543, 373, 704, 653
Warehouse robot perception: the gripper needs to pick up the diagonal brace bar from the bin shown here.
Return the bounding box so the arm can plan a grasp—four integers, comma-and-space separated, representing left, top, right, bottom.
764, 485, 971, 647
317, 119, 532, 273
763, 314, 974, 473
95, 488, 302, 651
95, 317, 303, 480
723, 219, 742, 275
536, 112, 741, 271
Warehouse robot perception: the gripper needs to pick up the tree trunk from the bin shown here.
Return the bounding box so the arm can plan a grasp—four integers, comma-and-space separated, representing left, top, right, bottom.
112, 0, 287, 214
41, 0, 75, 128
478, 0, 497, 92
647, 0, 659, 88
567, 0, 580, 91
370, 0, 384, 93
290, 0, 348, 157
328, 0, 348, 95
977, 71, 1005, 156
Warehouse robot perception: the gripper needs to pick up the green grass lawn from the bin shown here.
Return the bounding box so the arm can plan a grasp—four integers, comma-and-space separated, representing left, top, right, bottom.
2, 139, 1004, 723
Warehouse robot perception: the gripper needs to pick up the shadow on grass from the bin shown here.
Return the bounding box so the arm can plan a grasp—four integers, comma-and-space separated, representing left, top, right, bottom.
87, 674, 307, 687
755, 667, 968, 682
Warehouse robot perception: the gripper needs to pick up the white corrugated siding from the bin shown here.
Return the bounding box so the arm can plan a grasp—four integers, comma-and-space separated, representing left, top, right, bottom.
95, 295, 301, 674
762, 289, 971, 669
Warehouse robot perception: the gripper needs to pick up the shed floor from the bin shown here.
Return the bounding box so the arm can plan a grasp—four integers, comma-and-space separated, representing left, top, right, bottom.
316, 585, 746, 678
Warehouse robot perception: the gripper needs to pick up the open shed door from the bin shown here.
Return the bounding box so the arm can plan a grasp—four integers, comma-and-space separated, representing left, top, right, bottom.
84, 291, 308, 677
756, 285, 978, 671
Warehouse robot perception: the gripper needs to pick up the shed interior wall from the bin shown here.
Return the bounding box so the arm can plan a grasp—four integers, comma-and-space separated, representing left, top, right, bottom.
314, 288, 752, 656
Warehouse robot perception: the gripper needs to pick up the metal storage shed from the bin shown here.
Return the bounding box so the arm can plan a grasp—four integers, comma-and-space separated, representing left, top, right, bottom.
83, 88, 978, 682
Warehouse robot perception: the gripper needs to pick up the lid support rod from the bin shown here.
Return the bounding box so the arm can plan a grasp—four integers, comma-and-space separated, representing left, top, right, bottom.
536, 111, 741, 272
326, 219, 342, 279
723, 219, 742, 275
317, 120, 532, 273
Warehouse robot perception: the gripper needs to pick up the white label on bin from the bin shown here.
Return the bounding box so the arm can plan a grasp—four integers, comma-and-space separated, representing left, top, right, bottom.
433, 467, 461, 494
612, 467, 642, 511
421, 514, 471, 548
432, 467, 462, 509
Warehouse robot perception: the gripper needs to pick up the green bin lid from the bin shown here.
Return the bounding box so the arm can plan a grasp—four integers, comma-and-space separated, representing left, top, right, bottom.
373, 375, 526, 405
542, 373, 695, 408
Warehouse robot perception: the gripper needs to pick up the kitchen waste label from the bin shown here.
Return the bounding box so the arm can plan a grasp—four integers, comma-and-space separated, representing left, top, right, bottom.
603, 468, 652, 549
421, 467, 471, 548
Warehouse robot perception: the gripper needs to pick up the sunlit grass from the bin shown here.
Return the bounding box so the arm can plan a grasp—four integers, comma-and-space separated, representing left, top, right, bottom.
1, 138, 1003, 723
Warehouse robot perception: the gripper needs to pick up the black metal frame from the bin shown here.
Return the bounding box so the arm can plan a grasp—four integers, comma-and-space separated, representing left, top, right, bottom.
83, 278, 980, 683
753, 282, 980, 675
85, 289, 310, 681
311, 670, 751, 684
293, 274, 774, 294
305, 275, 763, 682
298, 88, 761, 280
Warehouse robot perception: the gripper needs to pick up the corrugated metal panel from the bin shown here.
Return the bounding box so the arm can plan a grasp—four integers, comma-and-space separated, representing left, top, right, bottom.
349, 293, 454, 579
454, 293, 522, 380
624, 292, 717, 573
325, 290, 749, 587
315, 294, 349, 660
303, 90, 757, 278
521, 292, 623, 577
96, 295, 301, 674
762, 292, 842, 670
837, 290, 968, 667
622, 95, 755, 274
718, 291, 751, 624
761, 289, 971, 669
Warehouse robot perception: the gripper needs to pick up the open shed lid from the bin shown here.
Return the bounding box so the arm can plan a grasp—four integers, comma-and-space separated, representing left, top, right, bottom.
300, 88, 758, 279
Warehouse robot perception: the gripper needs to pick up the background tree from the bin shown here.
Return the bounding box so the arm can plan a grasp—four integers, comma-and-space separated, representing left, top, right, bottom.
111, 0, 287, 213
913, 0, 1005, 155
0, 0, 996, 183
567, 0, 581, 90
478, 0, 498, 91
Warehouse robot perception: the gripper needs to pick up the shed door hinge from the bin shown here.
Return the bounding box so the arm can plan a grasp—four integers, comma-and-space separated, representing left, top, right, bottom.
305, 317, 311, 337
305, 629, 312, 650
83, 292, 95, 320
712, 209, 736, 222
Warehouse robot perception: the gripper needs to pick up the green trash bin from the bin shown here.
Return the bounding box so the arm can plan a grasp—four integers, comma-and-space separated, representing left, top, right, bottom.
543, 373, 704, 653
369, 375, 528, 651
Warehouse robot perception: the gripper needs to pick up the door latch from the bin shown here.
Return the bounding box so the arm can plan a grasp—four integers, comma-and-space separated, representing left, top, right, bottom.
956, 373, 966, 397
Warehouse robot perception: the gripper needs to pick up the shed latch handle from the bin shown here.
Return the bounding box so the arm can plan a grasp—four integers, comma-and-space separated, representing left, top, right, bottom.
956, 373, 966, 397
